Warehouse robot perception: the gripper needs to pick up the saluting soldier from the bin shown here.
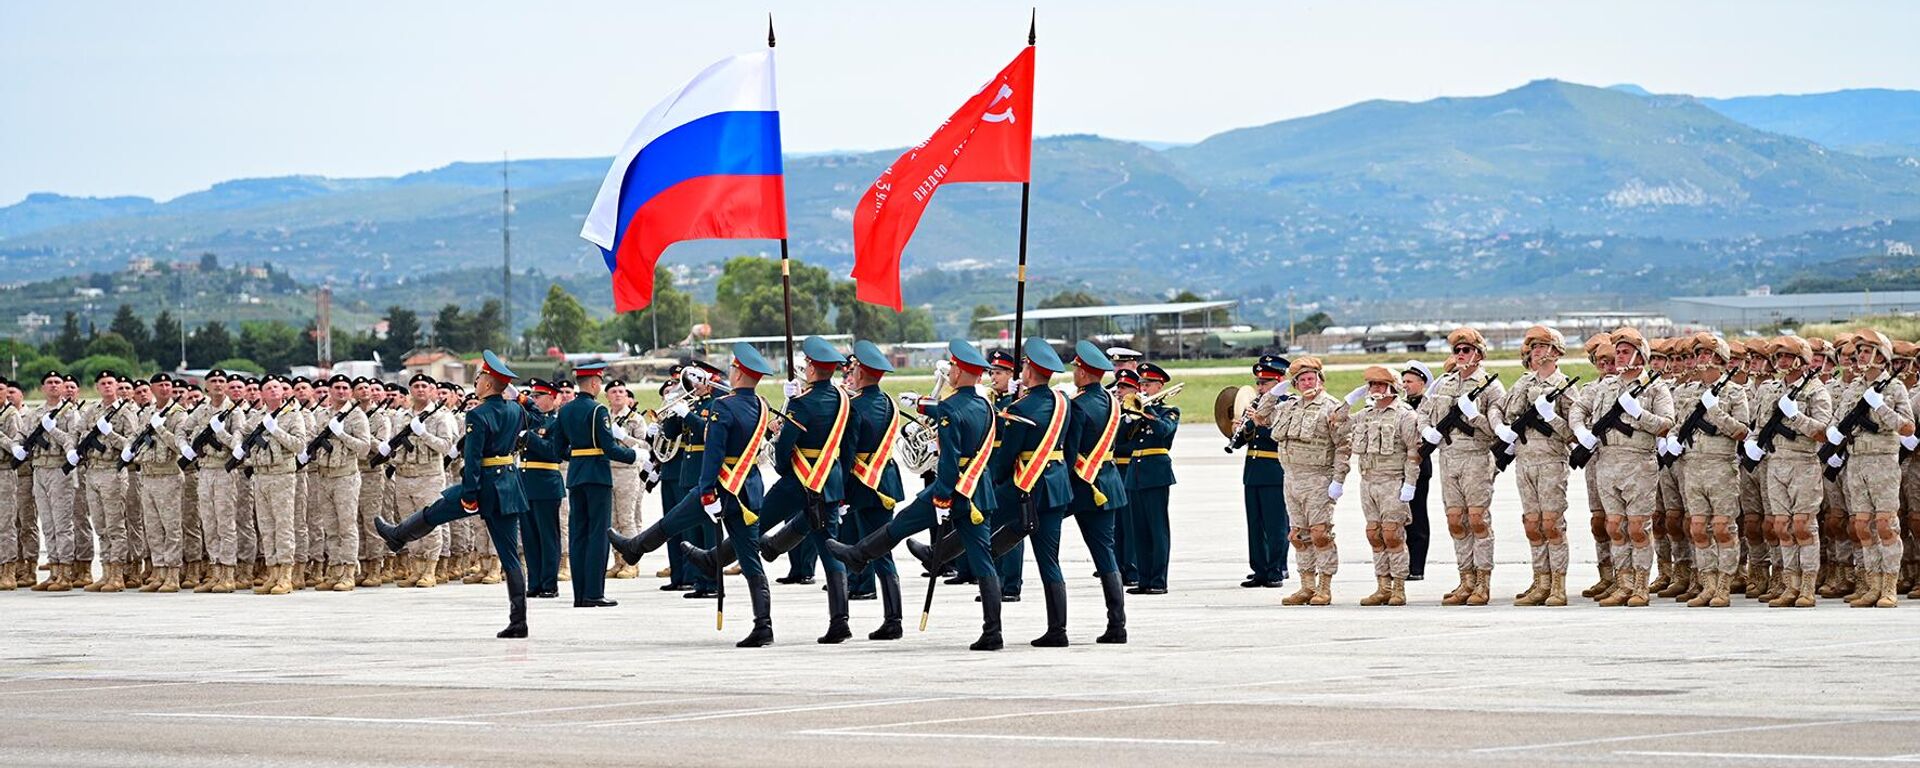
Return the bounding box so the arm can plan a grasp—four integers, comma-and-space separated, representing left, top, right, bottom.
1270, 356, 1350, 606
1490, 326, 1582, 606
379, 351, 532, 637
611, 343, 781, 647
838, 340, 909, 638
1345, 365, 1420, 606
1240, 355, 1292, 589
1416, 328, 1507, 606
1670, 334, 1752, 607
538, 361, 636, 608
825, 339, 1005, 652
1124, 363, 1178, 595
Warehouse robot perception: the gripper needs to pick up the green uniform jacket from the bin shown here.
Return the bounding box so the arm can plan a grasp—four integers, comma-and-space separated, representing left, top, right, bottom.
1068, 385, 1129, 513
548, 393, 637, 489
1123, 403, 1179, 490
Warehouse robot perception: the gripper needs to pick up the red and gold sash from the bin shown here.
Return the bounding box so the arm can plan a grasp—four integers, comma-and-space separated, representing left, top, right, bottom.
717, 399, 772, 497
1071, 388, 1122, 485
851, 397, 900, 492
1013, 389, 1070, 493
790, 387, 851, 493
954, 411, 995, 500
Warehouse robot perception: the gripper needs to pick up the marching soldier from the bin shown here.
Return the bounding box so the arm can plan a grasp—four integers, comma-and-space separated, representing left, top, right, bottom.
838, 340, 909, 638
1832, 330, 1913, 607
124, 374, 189, 592
1056, 341, 1129, 642
1416, 328, 1507, 606
1241, 355, 1291, 589
611, 343, 781, 647
669, 361, 724, 600
1581, 327, 1676, 607
1744, 336, 1834, 607
1672, 334, 1752, 607
824, 339, 1004, 652
1346, 365, 1420, 605
981, 348, 1025, 601
378, 351, 531, 637
1270, 356, 1349, 606
1124, 363, 1177, 595
540, 361, 635, 608
230, 375, 309, 596
1491, 326, 1582, 606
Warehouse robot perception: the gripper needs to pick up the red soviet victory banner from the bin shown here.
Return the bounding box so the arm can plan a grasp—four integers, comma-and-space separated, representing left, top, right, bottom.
850, 46, 1035, 310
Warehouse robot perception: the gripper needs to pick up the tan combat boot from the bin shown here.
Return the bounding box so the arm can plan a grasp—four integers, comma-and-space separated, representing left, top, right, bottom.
98, 563, 124, 593
194, 565, 219, 593
72, 560, 94, 589
561, 560, 576, 580
481, 556, 503, 585
1386, 577, 1406, 606
139, 563, 165, 592
0, 563, 15, 591
252, 565, 275, 595
1281, 571, 1315, 606
1647, 558, 1671, 594
1709, 570, 1732, 607
1515, 571, 1549, 606
1687, 570, 1716, 607
1582, 564, 1614, 599
1659, 562, 1691, 599
394, 557, 419, 588
616, 563, 639, 579
1757, 564, 1784, 601
1849, 570, 1882, 608
86, 563, 114, 592
1834, 565, 1860, 600
31, 564, 56, 591
332, 564, 356, 592
212, 564, 236, 594
415, 559, 439, 589
1597, 569, 1633, 606
1767, 570, 1800, 607
1308, 572, 1333, 606
157, 566, 180, 593
1876, 572, 1899, 608
1359, 575, 1389, 606
1794, 570, 1817, 608
1544, 572, 1568, 607
1728, 565, 1747, 595
655, 565, 672, 579
1622, 568, 1649, 607
462, 554, 487, 584
1466, 570, 1491, 606
1441, 570, 1472, 606
356, 560, 379, 588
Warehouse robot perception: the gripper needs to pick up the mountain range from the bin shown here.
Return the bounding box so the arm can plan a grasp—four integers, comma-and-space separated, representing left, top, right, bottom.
7, 79, 1920, 329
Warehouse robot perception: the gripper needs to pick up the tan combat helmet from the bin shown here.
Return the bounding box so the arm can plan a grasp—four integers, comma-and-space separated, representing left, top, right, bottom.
1894, 339, 1919, 362
1772, 335, 1813, 367
1583, 332, 1613, 365
1694, 332, 1730, 363
1810, 336, 1837, 364
1855, 328, 1893, 364
1447, 327, 1488, 355
1362, 365, 1400, 395
1522, 325, 1565, 355
1611, 326, 1650, 366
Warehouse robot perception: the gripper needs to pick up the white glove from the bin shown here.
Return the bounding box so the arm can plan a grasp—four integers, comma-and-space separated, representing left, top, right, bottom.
1457, 396, 1480, 420
1827, 454, 1845, 469
410, 418, 425, 434
639, 456, 656, 473
1494, 424, 1519, 445
262, 413, 279, 432
96, 417, 113, 435
644, 422, 661, 439
1533, 395, 1557, 422
933, 359, 951, 378
899, 392, 922, 410
668, 402, 690, 419
1901, 434, 1919, 451
177, 441, 197, 461
376, 442, 391, 457
1826, 426, 1846, 445
149, 414, 165, 429
1420, 426, 1443, 445
1398, 483, 1416, 502
701, 494, 722, 523
1575, 427, 1598, 451
1864, 388, 1886, 410
1327, 481, 1344, 500
210, 416, 225, 433
783, 379, 802, 399
40, 415, 56, 431
297, 450, 310, 465
328, 418, 344, 437
1669, 440, 1687, 457
1777, 396, 1800, 419
1655, 436, 1669, 455
120, 446, 134, 463
8, 445, 23, 462
934, 504, 950, 526
65, 449, 79, 466
1742, 439, 1764, 462
1699, 390, 1719, 410
232, 445, 247, 462
1618, 392, 1643, 418
610, 425, 630, 443
1343, 386, 1368, 406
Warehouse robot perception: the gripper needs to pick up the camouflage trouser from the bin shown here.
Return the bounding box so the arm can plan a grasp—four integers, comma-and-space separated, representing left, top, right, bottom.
1765, 452, 1823, 572
1681, 453, 1741, 574
294, 472, 313, 564
182, 470, 203, 564
1439, 448, 1495, 572
81, 467, 130, 563
125, 471, 146, 563
14, 473, 36, 566
197, 468, 237, 565
251, 472, 297, 566
1359, 472, 1409, 578
357, 469, 387, 562
388, 471, 443, 561
1515, 458, 1569, 573
1595, 449, 1657, 570
138, 473, 185, 567
1845, 452, 1904, 575
235, 470, 258, 564
33, 467, 77, 564
1282, 466, 1337, 575
612, 466, 643, 537
311, 471, 361, 566
0, 469, 16, 565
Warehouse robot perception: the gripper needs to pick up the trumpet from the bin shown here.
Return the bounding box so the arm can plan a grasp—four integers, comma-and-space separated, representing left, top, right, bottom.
1120, 382, 1184, 417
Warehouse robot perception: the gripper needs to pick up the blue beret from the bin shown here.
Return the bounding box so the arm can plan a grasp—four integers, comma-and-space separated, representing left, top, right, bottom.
731, 342, 777, 377
947, 338, 988, 370
802, 335, 847, 365
852, 340, 893, 372
1071, 340, 1114, 372
1022, 338, 1065, 373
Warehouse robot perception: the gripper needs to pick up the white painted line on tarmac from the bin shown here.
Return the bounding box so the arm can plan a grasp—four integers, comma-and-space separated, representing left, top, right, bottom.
798, 730, 1221, 746
460, 695, 738, 718
1617, 751, 1920, 763
1472, 719, 1870, 753
577, 696, 961, 728
133, 712, 494, 726
834, 701, 1186, 732
0, 680, 203, 696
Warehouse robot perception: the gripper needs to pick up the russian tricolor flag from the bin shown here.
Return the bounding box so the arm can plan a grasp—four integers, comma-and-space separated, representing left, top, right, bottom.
582, 52, 786, 312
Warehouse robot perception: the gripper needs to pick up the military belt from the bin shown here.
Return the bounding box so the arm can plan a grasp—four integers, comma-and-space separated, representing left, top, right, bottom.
798, 447, 824, 459
684, 444, 706, 452
1017, 450, 1065, 462
1247, 450, 1281, 460
570, 448, 604, 457
523, 461, 561, 471
1133, 448, 1169, 457
1113, 457, 1130, 466
480, 455, 517, 467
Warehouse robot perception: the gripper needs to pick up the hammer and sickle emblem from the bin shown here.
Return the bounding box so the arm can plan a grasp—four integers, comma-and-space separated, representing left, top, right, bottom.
982, 84, 1016, 124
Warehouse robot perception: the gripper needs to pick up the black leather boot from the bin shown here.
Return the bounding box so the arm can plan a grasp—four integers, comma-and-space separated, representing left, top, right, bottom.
970, 574, 1004, 651
904, 531, 965, 576
824, 527, 898, 573
818, 571, 852, 644
736, 573, 774, 648
681, 538, 736, 576
759, 517, 812, 563
497, 568, 528, 639
609, 522, 669, 566
869, 570, 903, 640
1030, 581, 1069, 647
376, 510, 433, 554
1096, 571, 1127, 644
990, 523, 1029, 558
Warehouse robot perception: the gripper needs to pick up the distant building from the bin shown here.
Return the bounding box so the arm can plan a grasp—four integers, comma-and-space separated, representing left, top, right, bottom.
73, 287, 104, 299
1666, 291, 1920, 330
403, 348, 468, 386
17, 312, 51, 331
126, 256, 157, 275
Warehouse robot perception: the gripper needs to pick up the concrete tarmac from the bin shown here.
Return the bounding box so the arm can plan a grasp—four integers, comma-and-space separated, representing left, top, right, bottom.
5, 430, 1919, 766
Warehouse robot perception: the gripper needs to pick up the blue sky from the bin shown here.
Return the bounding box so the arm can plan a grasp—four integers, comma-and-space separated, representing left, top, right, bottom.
5, 0, 1919, 205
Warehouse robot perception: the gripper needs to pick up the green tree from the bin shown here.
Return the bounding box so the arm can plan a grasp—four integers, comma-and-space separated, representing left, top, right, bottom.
1296, 311, 1334, 336
832, 282, 938, 343
84, 332, 136, 362
212, 357, 264, 375
21, 355, 65, 385
535, 284, 593, 352
1171, 290, 1232, 327
238, 320, 305, 373
186, 321, 233, 368
109, 304, 150, 362
73, 354, 140, 385
713, 256, 831, 337
53, 311, 86, 361
198, 252, 220, 272
150, 310, 183, 367
606, 266, 693, 352
967, 303, 1002, 337
377, 306, 421, 364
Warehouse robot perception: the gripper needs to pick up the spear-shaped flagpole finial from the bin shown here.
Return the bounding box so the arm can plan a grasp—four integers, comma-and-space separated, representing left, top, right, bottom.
768, 14, 777, 48
1028, 7, 1036, 45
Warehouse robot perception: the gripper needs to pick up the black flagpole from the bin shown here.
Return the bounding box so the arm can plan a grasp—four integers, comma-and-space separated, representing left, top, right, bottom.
771, 16, 796, 380
1010, 9, 1035, 370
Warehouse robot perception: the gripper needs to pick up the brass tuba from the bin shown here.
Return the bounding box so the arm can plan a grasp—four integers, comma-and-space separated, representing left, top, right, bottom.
895, 360, 951, 477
